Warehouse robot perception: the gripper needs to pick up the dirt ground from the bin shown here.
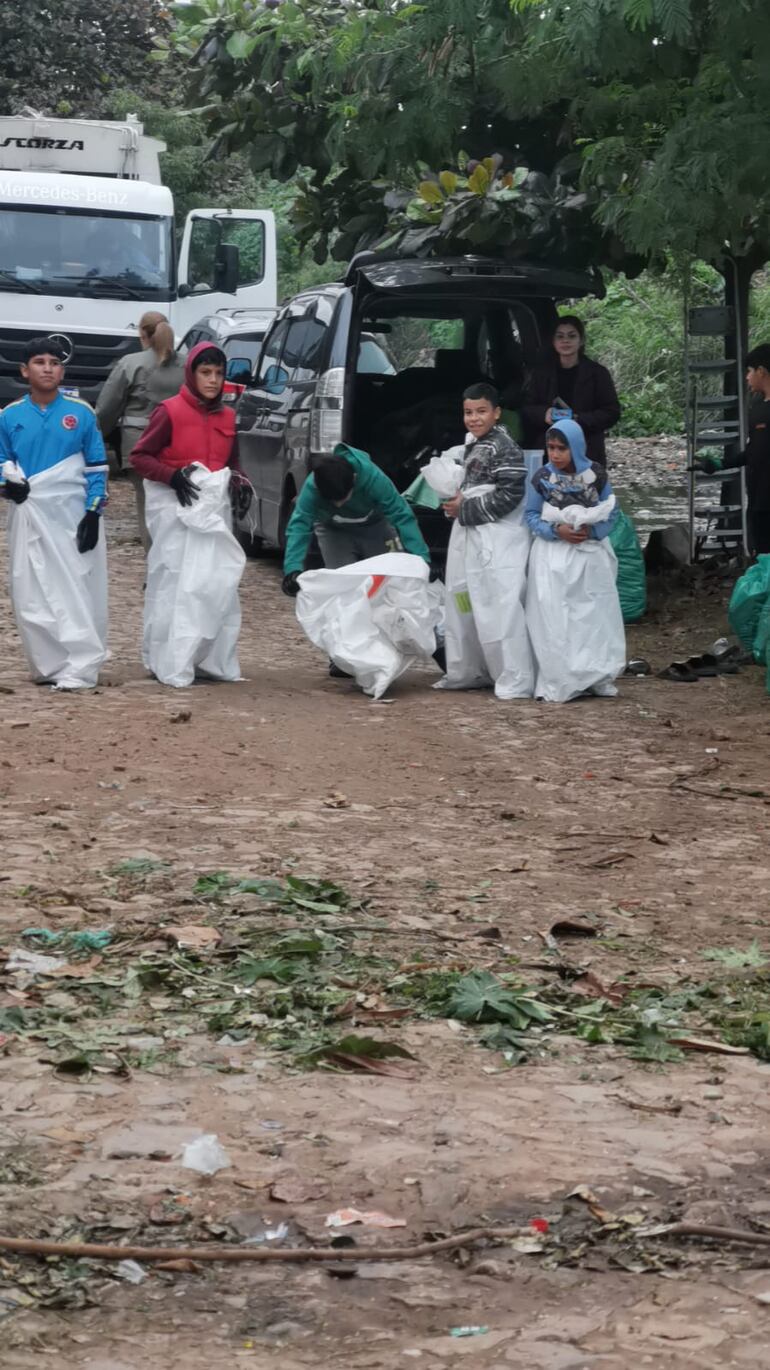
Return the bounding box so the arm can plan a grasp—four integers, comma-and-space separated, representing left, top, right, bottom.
1, 469, 770, 1370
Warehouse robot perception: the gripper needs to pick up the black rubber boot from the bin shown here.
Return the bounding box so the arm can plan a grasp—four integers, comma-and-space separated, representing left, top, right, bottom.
328, 660, 353, 679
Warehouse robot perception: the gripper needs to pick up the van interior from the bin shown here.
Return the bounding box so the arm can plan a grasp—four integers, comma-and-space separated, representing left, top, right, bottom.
347, 297, 555, 552
349, 300, 550, 489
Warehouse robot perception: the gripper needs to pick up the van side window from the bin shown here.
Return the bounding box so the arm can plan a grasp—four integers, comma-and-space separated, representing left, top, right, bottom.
255, 320, 290, 389
282, 317, 328, 382
477, 309, 528, 396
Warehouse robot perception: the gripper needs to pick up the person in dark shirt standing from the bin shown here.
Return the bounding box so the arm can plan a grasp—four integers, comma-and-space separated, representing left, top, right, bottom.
698, 344, 770, 555
521, 316, 621, 464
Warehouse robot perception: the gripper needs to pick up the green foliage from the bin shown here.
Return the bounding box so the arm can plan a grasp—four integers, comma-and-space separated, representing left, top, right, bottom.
579, 263, 770, 435
108, 89, 333, 294
173, 0, 770, 279
192, 869, 360, 914
580, 268, 688, 435
374, 154, 603, 267
626, 1026, 685, 1063
448, 972, 552, 1028
499, 0, 770, 271
108, 857, 170, 877
0, 0, 169, 118
702, 941, 767, 970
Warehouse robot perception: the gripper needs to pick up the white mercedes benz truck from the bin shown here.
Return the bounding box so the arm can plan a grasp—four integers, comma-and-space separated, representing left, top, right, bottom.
0, 112, 277, 406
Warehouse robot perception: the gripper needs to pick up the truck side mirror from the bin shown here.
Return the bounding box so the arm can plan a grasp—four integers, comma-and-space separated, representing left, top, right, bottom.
215, 243, 240, 295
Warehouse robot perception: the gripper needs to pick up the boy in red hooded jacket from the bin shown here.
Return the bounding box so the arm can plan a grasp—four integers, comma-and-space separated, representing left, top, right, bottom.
130, 343, 248, 688
130, 342, 243, 497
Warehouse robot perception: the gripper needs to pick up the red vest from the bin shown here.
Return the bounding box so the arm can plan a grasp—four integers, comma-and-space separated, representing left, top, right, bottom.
158, 387, 235, 472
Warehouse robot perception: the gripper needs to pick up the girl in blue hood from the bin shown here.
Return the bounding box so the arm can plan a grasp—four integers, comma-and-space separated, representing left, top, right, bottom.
524, 420, 625, 701
525, 419, 617, 543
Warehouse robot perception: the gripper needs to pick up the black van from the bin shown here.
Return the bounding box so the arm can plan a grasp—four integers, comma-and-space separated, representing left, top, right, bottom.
234, 254, 602, 556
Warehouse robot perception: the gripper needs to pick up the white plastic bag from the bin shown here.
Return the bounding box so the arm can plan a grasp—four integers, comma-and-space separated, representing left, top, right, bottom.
526, 535, 626, 702
5, 454, 108, 689
437, 491, 534, 700
539, 492, 616, 529
143, 465, 245, 688
295, 552, 443, 698
421, 450, 465, 500
181, 1134, 231, 1175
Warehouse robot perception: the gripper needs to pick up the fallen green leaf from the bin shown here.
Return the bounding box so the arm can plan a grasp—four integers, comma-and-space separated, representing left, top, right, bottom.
702, 941, 767, 969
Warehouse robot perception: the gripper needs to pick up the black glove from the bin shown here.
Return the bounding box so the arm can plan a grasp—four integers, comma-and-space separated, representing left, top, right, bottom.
282, 571, 301, 598
3, 478, 30, 505
231, 479, 253, 521
76, 510, 101, 554
170, 467, 200, 507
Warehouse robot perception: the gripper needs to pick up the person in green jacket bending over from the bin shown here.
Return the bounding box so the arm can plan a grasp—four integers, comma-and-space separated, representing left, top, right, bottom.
281, 444, 433, 677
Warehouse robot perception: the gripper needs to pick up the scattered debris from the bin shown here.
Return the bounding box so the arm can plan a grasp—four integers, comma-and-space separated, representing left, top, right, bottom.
5, 949, 66, 976
327, 1233, 358, 1278
667, 1036, 749, 1056
450, 1326, 490, 1338
116, 1260, 147, 1285
312, 1036, 417, 1077
568, 972, 628, 1007
702, 941, 767, 969
325, 1209, 406, 1230
548, 918, 598, 939
582, 851, 635, 869
164, 925, 222, 951
22, 928, 112, 953
241, 1222, 290, 1246
181, 1135, 231, 1176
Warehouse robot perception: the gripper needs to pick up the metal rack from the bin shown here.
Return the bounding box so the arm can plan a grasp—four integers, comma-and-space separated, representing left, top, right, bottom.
685, 303, 748, 560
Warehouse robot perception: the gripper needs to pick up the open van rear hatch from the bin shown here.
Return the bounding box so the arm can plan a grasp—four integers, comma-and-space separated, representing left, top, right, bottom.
346, 255, 604, 304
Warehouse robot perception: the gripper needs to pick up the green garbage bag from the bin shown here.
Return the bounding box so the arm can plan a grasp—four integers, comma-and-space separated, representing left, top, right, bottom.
753, 591, 770, 666
403, 473, 441, 510
727, 555, 770, 651
609, 509, 646, 623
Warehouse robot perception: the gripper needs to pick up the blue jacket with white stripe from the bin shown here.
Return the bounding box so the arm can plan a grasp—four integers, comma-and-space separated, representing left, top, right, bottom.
0, 393, 108, 512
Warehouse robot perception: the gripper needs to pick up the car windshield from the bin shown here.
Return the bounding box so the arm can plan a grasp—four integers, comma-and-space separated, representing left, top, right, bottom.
223, 334, 265, 367
0, 205, 174, 297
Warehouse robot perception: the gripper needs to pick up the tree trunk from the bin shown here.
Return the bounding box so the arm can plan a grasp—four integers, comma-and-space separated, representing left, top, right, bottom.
722, 256, 751, 384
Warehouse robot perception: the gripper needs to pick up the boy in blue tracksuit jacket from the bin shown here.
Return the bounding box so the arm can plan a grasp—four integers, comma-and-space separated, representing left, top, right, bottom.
0, 337, 108, 536
0, 336, 109, 688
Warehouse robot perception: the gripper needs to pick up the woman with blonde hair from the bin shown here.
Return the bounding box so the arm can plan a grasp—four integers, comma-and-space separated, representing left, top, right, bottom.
96, 312, 185, 550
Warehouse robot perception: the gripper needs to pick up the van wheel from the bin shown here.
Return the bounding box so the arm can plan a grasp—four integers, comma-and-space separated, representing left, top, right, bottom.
236, 527, 266, 558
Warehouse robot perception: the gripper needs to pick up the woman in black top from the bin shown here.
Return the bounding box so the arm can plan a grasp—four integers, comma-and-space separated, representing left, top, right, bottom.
522, 316, 621, 464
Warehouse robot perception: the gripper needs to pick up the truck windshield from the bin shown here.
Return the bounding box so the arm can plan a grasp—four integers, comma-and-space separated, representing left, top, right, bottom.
0, 206, 174, 297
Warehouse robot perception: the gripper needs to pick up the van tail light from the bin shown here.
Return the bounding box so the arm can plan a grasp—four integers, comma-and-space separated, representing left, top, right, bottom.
310, 367, 345, 454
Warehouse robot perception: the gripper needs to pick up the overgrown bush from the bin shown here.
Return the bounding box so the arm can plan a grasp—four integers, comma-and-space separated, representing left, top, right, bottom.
578, 264, 770, 437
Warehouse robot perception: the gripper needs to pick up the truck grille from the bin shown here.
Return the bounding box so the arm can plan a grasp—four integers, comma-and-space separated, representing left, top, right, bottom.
0, 328, 141, 406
